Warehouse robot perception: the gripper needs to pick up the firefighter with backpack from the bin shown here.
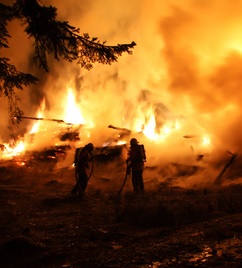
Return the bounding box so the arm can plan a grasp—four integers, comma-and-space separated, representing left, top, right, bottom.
71, 143, 94, 197
126, 138, 146, 193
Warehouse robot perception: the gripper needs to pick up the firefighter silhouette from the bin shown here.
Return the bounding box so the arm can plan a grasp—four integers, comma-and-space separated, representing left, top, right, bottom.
126, 138, 146, 193
71, 143, 94, 196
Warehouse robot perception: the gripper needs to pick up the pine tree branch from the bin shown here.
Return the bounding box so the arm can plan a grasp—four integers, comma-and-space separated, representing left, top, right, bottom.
0, 0, 136, 123
13, 0, 136, 71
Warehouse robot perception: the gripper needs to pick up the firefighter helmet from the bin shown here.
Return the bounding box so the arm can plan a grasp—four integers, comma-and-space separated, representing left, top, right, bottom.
86, 143, 94, 151
130, 138, 139, 145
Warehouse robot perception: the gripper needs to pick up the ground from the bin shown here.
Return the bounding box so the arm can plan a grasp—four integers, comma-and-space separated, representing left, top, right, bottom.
0, 154, 242, 268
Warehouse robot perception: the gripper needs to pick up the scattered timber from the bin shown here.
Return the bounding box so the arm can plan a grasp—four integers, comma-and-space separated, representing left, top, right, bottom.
215, 152, 238, 185
108, 125, 131, 134
15, 116, 84, 126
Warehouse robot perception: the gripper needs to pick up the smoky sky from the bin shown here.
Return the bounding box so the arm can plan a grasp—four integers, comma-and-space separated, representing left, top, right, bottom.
2, 0, 242, 186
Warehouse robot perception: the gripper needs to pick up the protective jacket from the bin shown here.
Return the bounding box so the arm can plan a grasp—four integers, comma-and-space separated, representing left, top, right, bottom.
127, 144, 146, 170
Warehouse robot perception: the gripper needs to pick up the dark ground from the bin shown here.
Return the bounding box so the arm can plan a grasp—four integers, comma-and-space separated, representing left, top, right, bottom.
0, 155, 242, 268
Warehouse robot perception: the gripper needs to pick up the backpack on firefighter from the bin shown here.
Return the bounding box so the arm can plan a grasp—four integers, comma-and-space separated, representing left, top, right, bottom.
73, 147, 81, 166
133, 144, 146, 162
129, 138, 146, 163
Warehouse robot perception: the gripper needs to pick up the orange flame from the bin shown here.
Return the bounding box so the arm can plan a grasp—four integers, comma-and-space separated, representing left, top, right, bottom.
63, 88, 85, 125
29, 100, 45, 134
1, 140, 25, 159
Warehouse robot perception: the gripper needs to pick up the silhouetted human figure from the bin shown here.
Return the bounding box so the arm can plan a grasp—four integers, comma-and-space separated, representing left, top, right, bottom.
126, 138, 146, 193
71, 143, 94, 196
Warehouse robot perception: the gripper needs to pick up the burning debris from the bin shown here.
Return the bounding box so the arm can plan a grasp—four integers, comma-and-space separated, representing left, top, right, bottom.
94, 144, 127, 161
108, 124, 132, 138
15, 115, 83, 142
0, 82, 237, 188
15, 116, 75, 125
59, 131, 80, 142
215, 152, 238, 186
29, 145, 72, 161
183, 135, 198, 139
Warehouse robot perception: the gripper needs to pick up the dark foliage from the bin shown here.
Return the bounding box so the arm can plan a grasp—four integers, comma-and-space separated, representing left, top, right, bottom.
0, 3, 14, 49
0, 57, 38, 122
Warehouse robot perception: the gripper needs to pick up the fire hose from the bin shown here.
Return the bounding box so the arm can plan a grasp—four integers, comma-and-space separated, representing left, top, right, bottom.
118, 163, 130, 194
75, 157, 95, 200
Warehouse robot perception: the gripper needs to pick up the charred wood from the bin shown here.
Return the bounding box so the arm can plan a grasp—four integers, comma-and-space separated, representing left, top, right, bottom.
108, 125, 131, 139
28, 145, 71, 162
59, 131, 80, 141
93, 144, 126, 161
15, 116, 84, 126
215, 152, 237, 185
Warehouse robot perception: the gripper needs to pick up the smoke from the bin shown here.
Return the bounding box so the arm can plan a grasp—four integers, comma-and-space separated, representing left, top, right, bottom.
2, 0, 242, 187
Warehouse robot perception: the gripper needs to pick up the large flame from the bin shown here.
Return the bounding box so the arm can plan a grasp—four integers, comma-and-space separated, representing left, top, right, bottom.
63, 88, 85, 125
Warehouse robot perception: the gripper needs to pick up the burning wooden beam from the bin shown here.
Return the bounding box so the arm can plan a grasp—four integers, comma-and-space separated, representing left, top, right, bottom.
215, 152, 237, 185
108, 125, 132, 134
183, 135, 198, 139
15, 116, 84, 126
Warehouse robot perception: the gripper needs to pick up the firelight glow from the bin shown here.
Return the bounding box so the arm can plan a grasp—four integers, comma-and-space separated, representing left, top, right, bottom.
2, 0, 242, 184
142, 113, 157, 140
2, 140, 25, 159
63, 88, 85, 125
202, 136, 211, 147
29, 99, 45, 134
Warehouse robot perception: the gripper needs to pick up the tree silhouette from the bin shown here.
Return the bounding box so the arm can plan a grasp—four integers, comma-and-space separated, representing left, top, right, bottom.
0, 0, 136, 122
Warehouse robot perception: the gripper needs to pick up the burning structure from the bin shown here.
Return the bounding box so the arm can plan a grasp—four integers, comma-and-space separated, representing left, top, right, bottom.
1, 0, 242, 188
